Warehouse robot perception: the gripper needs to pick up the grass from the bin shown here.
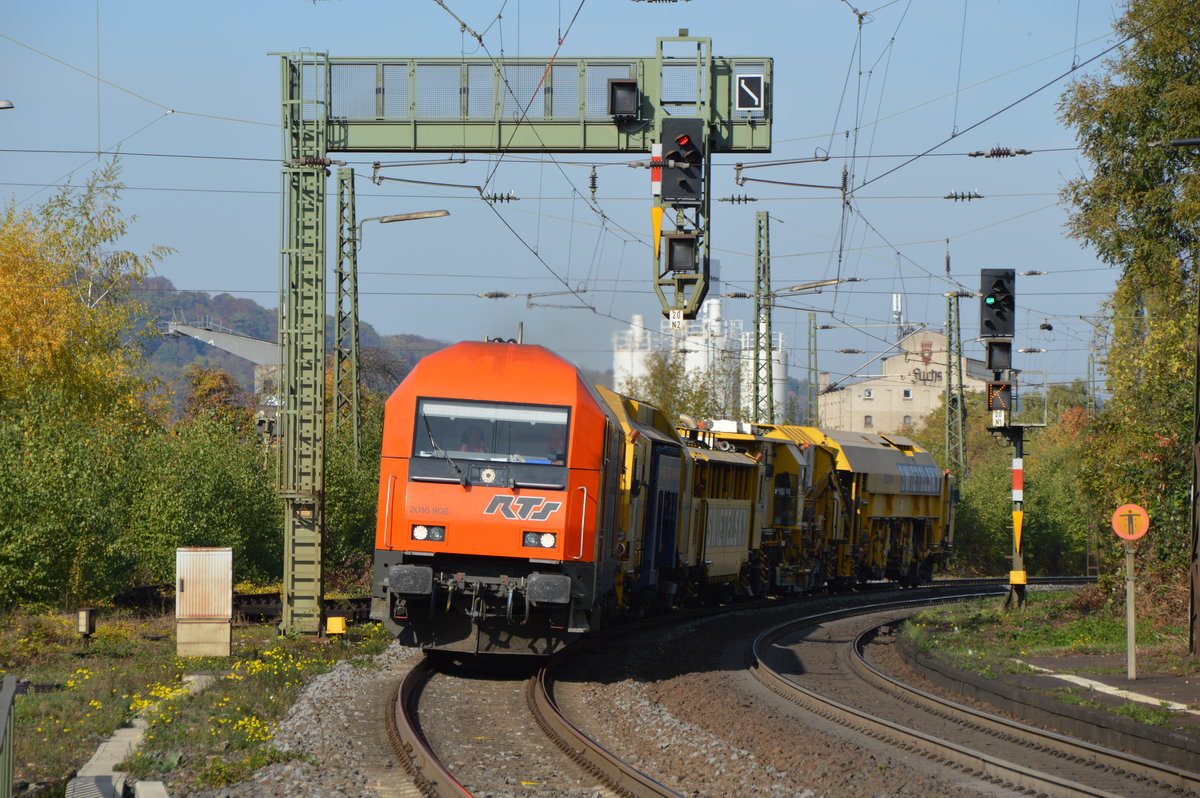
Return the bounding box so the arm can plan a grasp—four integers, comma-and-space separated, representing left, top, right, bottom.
901, 588, 1199, 728
903, 589, 1195, 667
1, 608, 393, 797
1112, 700, 1176, 726
1050, 688, 1176, 726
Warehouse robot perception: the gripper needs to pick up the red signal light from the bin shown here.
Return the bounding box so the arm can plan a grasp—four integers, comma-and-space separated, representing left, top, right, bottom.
675, 134, 691, 147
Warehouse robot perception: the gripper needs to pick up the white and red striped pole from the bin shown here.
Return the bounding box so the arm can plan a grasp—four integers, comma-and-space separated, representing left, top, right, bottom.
650, 142, 663, 259
650, 142, 662, 197
1007, 429, 1027, 608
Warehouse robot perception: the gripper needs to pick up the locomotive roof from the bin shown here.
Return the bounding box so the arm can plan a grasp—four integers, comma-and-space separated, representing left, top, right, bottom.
382, 341, 613, 466
396, 340, 606, 407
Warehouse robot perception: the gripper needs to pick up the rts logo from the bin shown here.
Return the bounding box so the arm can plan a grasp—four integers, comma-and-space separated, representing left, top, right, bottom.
483, 495, 562, 521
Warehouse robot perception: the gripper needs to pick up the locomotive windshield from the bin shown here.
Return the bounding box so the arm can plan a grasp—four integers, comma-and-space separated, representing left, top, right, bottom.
414, 399, 569, 465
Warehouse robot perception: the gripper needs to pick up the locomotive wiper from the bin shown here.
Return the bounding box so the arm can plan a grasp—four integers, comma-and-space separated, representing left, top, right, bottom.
421, 412, 468, 487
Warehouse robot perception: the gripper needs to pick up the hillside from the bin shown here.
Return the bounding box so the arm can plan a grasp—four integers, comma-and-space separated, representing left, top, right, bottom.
133, 278, 615, 409
135, 276, 447, 409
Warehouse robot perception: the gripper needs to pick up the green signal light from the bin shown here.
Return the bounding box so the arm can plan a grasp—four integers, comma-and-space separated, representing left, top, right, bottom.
985, 295, 997, 306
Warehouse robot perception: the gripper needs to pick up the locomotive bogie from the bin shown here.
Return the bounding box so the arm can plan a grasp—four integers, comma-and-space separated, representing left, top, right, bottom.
372, 550, 599, 654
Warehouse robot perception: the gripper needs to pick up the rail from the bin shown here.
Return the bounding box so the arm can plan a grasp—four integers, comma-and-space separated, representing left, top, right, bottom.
851, 625, 1200, 793
529, 663, 682, 797
749, 594, 1191, 797
390, 658, 472, 797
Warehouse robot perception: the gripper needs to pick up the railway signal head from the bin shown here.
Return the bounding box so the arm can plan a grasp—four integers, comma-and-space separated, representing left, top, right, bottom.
987, 381, 1012, 411
980, 268, 1016, 338
661, 118, 705, 204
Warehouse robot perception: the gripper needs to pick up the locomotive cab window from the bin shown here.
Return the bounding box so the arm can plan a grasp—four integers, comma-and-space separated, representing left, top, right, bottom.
414, 399, 569, 465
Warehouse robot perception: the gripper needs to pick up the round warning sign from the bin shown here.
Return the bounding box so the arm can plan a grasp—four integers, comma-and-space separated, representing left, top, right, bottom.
1111, 504, 1149, 541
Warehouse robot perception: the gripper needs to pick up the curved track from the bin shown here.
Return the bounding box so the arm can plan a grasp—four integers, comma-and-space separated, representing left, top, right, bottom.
384, 584, 1000, 797
751, 600, 1200, 797
376, 579, 1109, 797
391, 654, 681, 797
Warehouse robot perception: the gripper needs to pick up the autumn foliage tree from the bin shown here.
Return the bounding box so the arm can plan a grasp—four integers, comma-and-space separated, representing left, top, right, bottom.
0, 161, 399, 607
0, 164, 165, 603
1058, 0, 1200, 599
0, 162, 284, 607
909, 383, 1092, 576
0, 161, 168, 408
182, 364, 255, 433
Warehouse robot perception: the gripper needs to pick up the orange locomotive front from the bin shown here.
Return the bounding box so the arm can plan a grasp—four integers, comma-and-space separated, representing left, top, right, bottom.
370, 341, 624, 655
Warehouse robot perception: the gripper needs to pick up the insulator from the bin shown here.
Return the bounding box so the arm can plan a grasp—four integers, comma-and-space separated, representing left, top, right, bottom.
589, 166, 598, 201
718, 194, 757, 204
943, 190, 983, 202
285, 155, 333, 168
969, 147, 1030, 158
483, 191, 519, 203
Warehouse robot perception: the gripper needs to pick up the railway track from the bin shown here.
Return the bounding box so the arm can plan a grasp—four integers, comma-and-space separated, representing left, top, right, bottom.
390, 654, 679, 797
751, 599, 1200, 797
381, 582, 1019, 797
273, 578, 1109, 797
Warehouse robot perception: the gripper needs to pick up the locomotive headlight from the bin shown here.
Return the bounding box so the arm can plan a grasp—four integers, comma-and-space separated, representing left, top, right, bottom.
411, 525, 445, 542
522, 531, 557, 548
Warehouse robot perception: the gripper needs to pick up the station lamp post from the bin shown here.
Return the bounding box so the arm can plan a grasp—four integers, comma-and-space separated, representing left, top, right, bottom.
285, 203, 450, 634
336, 208, 450, 458
355, 210, 450, 249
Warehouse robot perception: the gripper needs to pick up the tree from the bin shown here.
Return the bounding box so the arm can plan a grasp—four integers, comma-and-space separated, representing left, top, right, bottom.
123, 416, 281, 586
622, 349, 744, 423
0, 392, 150, 606
183, 364, 254, 434
0, 161, 173, 607
910, 388, 1091, 576
324, 400, 384, 582
1059, 0, 1200, 590
0, 159, 170, 408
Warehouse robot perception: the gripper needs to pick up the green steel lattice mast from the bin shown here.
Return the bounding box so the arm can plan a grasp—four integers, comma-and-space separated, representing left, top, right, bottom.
752, 211, 773, 424
944, 288, 968, 478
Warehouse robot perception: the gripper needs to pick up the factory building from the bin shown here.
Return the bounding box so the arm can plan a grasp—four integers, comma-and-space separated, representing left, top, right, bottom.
818, 329, 988, 434
612, 272, 790, 421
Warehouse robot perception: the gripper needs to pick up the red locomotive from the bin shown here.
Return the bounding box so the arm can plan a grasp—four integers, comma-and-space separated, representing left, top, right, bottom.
371, 341, 624, 654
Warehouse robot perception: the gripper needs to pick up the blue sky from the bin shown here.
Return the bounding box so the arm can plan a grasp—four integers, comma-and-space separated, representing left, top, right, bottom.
2, 1, 1124, 388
